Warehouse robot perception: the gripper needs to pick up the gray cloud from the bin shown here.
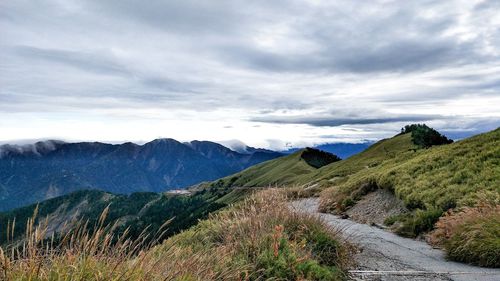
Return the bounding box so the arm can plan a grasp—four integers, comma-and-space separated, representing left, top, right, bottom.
12, 46, 130, 76
0, 0, 499, 145
250, 113, 447, 127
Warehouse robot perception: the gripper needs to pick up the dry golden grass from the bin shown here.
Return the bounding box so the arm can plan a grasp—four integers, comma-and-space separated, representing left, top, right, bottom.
429, 196, 500, 267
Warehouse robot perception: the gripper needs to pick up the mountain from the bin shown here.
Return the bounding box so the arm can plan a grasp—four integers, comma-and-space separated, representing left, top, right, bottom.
0, 147, 339, 245
283, 142, 373, 159
0, 139, 282, 211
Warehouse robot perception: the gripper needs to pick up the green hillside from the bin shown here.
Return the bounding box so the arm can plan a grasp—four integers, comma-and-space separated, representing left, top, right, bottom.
197, 125, 499, 266
200, 126, 498, 215
200, 130, 418, 192
318, 127, 499, 266
197, 148, 341, 191
320, 127, 499, 213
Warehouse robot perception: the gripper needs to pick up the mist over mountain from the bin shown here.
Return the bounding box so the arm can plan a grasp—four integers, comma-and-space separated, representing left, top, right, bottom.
0, 138, 282, 211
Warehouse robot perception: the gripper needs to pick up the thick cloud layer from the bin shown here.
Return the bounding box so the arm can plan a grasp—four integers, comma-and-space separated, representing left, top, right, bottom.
1, 0, 499, 149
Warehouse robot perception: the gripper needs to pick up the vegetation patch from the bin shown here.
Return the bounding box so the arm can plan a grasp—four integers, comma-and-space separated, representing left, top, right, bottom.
0, 189, 352, 280
400, 124, 453, 148
300, 148, 341, 168
385, 208, 443, 238
321, 127, 498, 217
318, 127, 499, 266
158, 189, 352, 280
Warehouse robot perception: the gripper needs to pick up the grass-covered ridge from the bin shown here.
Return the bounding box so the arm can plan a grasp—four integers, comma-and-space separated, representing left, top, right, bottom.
320, 127, 499, 214
199, 130, 419, 198
197, 147, 341, 191
0, 189, 351, 280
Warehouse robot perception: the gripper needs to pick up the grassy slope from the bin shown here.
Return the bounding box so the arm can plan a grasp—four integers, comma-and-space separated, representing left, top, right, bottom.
198, 128, 499, 267
1, 189, 350, 280
318, 128, 499, 267
202, 128, 498, 214
320, 128, 500, 212
305, 133, 417, 185
199, 133, 417, 191
200, 149, 318, 189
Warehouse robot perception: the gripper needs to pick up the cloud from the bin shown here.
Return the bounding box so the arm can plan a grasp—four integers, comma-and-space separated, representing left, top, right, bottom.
250, 113, 447, 127
0, 0, 499, 147
12, 46, 130, 76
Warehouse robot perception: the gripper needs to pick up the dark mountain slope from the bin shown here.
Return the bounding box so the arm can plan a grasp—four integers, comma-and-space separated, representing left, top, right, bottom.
0, 139, 282, 211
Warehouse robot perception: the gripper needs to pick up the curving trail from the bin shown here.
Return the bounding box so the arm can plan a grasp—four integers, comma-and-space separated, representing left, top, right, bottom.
291, 198, 500, 281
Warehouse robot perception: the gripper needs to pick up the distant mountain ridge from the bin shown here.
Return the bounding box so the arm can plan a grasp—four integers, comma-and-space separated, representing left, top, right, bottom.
0, 138, 283, 211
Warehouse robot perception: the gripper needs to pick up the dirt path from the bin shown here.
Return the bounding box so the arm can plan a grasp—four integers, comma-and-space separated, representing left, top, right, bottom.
291, 198, 500, 281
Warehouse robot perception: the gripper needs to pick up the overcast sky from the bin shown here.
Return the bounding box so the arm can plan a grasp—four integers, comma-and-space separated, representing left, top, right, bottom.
1, 0, 499, 149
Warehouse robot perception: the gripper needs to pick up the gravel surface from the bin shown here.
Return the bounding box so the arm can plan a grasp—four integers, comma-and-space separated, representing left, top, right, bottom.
291, 198, 500, 281
345, 188, 408, 225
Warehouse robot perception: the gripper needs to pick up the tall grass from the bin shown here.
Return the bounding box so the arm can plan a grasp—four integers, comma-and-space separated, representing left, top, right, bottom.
429, 197, 500, 267
1, 189, 351, 280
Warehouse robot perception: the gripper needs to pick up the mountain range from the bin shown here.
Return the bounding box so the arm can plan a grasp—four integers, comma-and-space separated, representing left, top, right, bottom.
0, 146, 340, 245
0, 138, 282, 211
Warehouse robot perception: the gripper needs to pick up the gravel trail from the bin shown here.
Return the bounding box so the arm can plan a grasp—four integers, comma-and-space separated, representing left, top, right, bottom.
291, 198, 500, 281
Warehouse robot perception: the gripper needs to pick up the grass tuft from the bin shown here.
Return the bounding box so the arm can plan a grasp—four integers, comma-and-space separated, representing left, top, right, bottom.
429, 200, 500, 267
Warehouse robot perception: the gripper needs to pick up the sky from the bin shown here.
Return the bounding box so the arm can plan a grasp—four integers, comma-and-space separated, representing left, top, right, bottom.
1, 0, 499, 150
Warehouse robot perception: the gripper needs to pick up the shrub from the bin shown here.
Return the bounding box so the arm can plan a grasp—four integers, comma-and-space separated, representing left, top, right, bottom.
319, 188, 348, 213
